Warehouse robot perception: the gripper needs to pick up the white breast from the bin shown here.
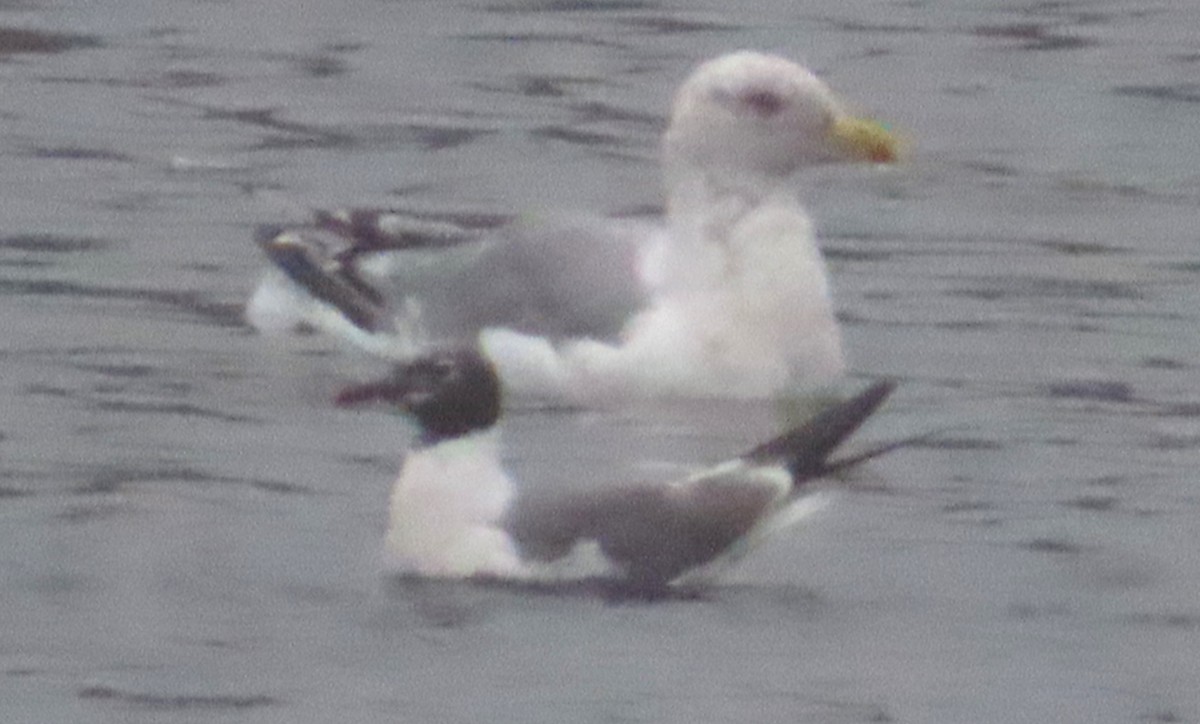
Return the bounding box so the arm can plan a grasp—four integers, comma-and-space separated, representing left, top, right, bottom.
383, 431, 522, 578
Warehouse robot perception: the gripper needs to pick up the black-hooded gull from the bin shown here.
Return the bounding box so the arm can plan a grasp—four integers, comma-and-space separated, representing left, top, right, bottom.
334, 348, 905, 592
248, 51, 900, 403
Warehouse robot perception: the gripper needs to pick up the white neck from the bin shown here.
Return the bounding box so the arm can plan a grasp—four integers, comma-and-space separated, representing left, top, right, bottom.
659, 168, 753, 293
664, 162, 776, 223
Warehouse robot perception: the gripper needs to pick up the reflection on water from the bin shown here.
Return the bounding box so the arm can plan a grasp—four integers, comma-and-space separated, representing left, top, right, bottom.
2, 0, 1200, 722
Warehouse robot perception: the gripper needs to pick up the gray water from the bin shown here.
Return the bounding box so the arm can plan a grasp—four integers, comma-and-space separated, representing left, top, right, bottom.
4, 1, 1200, 722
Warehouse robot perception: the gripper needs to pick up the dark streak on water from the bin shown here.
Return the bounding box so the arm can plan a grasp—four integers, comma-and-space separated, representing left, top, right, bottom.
971, 22, 1098, 51
456, 31, 635, 48
0, 26, 100, 56
481, 1, 657, 13
1113, 83, 1200, 104
0, 278, 245, 327
0, 234, 110, 253
69, 465, 308, 497
78, 685, 277, 712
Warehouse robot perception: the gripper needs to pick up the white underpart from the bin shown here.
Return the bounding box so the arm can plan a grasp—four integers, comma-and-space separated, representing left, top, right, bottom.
558, 191, 841, 400
382, 430, 522, 577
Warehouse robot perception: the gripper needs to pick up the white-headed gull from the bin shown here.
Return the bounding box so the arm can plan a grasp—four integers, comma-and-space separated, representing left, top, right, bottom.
248, 51, 900, 403
334, 347, 908, 593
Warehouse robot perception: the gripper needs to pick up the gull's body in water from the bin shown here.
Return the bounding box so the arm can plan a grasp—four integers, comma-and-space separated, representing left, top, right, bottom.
334, 348, 910, 594
248, 51, 900, 404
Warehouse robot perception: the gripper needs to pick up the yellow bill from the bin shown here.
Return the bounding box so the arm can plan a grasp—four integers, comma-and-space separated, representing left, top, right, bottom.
830, 115, 905, 164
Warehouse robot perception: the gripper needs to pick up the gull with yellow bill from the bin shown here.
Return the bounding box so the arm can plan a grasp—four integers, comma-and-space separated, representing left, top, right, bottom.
248, 51, 902, 404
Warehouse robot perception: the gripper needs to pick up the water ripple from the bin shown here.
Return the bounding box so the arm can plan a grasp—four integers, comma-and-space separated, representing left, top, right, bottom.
78, 685, 277, 712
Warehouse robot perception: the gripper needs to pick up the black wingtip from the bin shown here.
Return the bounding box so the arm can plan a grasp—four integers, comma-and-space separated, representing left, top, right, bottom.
254, 227, 390, 333
743, 379, 897, 479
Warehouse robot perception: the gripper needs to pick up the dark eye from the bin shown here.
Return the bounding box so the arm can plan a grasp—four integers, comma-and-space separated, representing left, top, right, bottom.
738, 88, 785, 117
431, 358, 457, 379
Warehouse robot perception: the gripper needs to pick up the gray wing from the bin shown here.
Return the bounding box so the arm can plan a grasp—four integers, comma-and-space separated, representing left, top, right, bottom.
256, 208, 658, 345
503, 471, 782, 587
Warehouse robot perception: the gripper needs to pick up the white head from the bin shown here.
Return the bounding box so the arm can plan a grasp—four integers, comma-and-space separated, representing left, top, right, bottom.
663, 52, 897, 186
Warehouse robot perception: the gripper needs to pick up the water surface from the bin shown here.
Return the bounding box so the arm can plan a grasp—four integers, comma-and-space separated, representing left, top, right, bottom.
2, 1, 1200, 722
